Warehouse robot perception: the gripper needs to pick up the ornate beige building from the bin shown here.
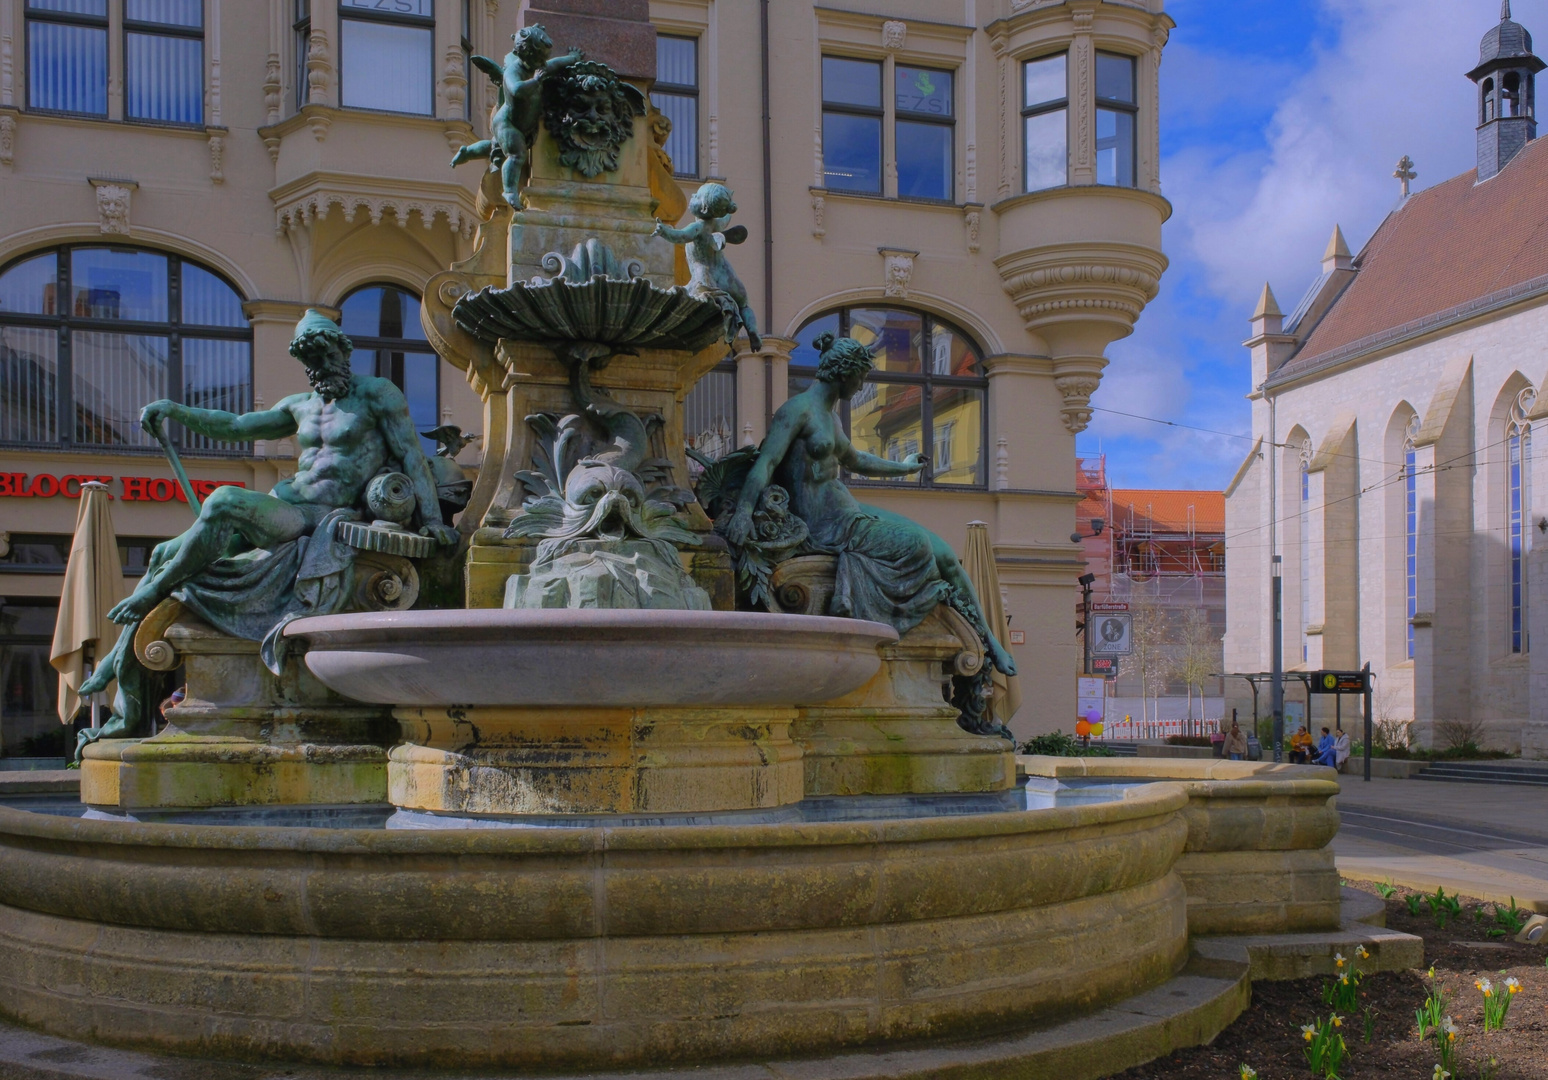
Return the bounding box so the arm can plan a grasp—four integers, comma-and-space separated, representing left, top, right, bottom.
1224, 6, 1548, 759
0, 0, 1172, 755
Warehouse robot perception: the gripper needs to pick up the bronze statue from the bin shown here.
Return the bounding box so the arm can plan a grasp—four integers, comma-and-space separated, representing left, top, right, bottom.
451, 25, 583, 206
654, 183, 761, 350
721, 333, 1017, 678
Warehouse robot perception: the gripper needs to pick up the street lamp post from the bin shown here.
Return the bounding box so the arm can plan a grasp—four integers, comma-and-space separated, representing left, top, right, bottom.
1078, 572, 1096, 677
1271, 554, 1284, 763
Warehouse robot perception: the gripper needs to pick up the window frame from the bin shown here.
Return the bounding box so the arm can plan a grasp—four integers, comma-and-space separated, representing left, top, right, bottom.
652, 33, 700, 179
893, 63, 955, 203
24, 0, 110, 119
821, 54, 886, 196
1507, 390, 1534, 655
1402, 440, 1418, 661
122, 0, 206, 128
337, 0, 437, 117
1021, 50, 1069, 194
1094, 50, 1138, 188
338, 284, 441, 455
294, 0, 311, 112
790, 305, 989, 490
0, 244, 254, 457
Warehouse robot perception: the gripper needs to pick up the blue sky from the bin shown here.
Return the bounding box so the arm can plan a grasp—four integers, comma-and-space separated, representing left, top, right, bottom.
1081, 0, 1547, 489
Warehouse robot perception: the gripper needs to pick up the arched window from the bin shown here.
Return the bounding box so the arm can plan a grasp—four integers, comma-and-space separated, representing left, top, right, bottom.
1298, 440, 1311, 663
1484, 77, 1497, 123
0, 245, 251, 452
1508, 387, 1534, 654
339, 285, 440, 455
790, 306, 989, 488
1402, 415, 1420, 660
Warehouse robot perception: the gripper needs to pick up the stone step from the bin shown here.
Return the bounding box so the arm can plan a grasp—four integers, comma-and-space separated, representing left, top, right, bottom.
1413, 765, 1548, 786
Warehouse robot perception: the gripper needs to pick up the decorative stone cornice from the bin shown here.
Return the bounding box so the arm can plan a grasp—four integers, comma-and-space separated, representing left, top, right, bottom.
0, 110, 14, 168
270, 172, 479, 237
1053, 367, 1104, 435
995, 244, 1165, 337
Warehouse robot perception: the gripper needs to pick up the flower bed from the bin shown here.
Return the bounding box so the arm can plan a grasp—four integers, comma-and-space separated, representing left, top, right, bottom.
1111, 882, 1548, 1078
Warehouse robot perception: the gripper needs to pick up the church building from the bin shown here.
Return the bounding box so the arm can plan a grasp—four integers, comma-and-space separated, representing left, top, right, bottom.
1224, 2, 1548, 758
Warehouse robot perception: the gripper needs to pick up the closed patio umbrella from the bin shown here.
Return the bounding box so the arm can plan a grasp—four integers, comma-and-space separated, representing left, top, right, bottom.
962, 520, 1022, 726
49, 481, 124, 727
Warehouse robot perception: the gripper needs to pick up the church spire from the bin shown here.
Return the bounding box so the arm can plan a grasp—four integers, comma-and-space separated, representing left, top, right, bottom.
1468, 1, 1545, 180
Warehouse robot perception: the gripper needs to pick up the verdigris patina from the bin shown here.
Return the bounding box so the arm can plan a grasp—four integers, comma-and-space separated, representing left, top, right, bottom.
702, 333, 1017, 735
654, 183, 762, 350
541, 58, 648, 178
451, 25, 584, 207
77, 310, 458, 759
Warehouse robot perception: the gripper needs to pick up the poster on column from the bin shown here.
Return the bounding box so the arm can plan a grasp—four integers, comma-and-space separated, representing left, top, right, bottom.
1077, 677, 1105, 721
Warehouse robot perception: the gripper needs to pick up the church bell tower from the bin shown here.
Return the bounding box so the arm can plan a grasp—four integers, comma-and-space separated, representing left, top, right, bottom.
1468, 1, 1547, 181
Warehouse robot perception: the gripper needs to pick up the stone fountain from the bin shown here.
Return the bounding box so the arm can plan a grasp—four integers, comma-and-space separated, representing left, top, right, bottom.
0, 12, 1421, 1078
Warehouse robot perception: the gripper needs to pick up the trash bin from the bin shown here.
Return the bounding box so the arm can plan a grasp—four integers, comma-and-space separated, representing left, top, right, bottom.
1246, 736, 1262, 762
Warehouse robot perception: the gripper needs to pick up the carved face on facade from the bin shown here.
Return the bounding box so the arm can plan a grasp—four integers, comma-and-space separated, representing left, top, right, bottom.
542, 60, 646, 178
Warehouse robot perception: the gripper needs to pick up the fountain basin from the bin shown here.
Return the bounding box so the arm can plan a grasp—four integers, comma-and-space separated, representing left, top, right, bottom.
286, 608, 897, 707
0, 783, 1190, 1070
286, 610, 899, 818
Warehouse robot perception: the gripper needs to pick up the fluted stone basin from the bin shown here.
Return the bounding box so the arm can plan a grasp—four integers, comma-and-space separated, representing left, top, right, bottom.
285, 610, 901, 818
286, 608, 897, 707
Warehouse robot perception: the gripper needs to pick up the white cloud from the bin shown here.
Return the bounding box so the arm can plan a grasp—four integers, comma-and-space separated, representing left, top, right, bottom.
1090, 0, 1538, 489
1177, 0, 1500, 310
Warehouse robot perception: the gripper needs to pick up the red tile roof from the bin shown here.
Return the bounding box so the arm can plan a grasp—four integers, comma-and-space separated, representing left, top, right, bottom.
1293, 135, 1548, 365
1109, 490, 1225, 535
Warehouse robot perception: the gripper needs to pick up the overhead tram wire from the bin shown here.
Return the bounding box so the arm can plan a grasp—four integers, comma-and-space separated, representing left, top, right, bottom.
1088, 406, 1427, 470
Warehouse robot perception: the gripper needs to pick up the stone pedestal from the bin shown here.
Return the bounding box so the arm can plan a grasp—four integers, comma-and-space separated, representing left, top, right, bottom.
389, 706, 803, 817
771, 557, 1015, 797
80, 609, 393, 811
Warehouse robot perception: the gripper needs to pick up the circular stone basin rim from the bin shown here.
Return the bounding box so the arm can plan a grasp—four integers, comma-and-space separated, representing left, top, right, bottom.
285, 608, 899, 708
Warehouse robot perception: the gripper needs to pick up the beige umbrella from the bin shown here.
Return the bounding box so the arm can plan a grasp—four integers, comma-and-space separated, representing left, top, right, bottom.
49, 481, 125, 727
963, 520, 1022, 726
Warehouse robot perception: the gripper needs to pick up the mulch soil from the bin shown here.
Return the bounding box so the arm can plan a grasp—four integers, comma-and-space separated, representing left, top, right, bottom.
1110, 881, 1548, 1079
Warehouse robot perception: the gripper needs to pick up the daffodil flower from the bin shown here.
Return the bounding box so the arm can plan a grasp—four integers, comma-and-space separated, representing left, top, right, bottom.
1334, 952, 1346, 968
1331, 1013, 1343, 1027
1505, 978, 1521, 994
1427, 966, 1437, 979
1441, 1016, 1459, 1041
1240, 1067, 1257, 1080
1477, 977, 1493, 997
1434, 1066, 1450, 1080
1302, 1023, 1317, 1042
1356, 945, 1370, 960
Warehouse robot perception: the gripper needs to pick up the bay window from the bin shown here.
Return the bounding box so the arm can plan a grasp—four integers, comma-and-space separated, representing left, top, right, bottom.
1096, 52, 1137, 187
1022, 53, 1067, 192
339, 0, 434, 116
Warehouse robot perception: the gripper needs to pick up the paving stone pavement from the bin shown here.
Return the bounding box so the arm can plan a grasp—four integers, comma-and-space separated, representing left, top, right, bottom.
1332, 775, 1548, 910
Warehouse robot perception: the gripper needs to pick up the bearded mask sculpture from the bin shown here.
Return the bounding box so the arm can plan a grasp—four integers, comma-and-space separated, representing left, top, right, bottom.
540, 59, 648, 178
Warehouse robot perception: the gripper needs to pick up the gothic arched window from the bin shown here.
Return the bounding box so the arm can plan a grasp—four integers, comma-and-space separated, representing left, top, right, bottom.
0, 245, 251, 452
790, 305, 989, 488
1298, 440, 1312, 663
1402, 415, 1420, 660
339, 284, 441, 456
1508, 387, 1535, 654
